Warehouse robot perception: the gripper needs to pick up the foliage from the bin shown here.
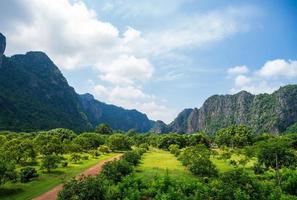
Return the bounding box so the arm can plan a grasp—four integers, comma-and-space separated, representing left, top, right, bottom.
98, 145, 110, 153
179, 145, 218, 177
122, 151, 141, 166
20, 167, 38, 183
95, 123, 113, 135
58, 176, 110, 200
100, 160, 133, 183
209, 169, 279, 200
73, 133, 105, 151
0, 154, 17, 185
70, 153, 81, 163
168, 144, 180, 156
157, 134, 187, 149
215, 125, 255, 147
257, 138, 297, 170
281, 169, 297, 196
41, 155, 61, 172
108, 134, 131, 151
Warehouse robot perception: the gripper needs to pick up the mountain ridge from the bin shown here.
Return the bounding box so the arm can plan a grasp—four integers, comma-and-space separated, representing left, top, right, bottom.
158, 85, 297, 134
0, 33, 155, 132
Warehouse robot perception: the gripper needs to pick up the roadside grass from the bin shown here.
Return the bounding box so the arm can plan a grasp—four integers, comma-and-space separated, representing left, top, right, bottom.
135, 149, 195, 181
0, 153, 117, 200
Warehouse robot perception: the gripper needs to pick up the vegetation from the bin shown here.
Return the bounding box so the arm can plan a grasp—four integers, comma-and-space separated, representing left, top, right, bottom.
0, 125, 296, 200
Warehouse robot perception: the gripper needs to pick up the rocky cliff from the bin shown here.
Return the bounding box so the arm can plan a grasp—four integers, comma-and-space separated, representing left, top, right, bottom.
165, 86, 297, 134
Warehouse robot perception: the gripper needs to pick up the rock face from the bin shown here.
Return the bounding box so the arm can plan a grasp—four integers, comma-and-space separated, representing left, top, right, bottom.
79, 93, 154, 132
0, 33, 6, 66
0, 32, 155, 132
150, 120, 169, 134
164, 86, 297, 134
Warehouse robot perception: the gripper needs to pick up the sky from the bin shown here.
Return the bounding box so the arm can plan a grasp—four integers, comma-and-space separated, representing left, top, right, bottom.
1, 0, 297, 123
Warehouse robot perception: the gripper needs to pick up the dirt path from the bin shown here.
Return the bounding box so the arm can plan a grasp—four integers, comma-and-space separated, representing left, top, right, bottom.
33, 154, 122, 200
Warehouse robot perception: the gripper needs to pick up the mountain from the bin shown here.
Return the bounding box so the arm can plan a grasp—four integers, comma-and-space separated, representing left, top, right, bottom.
0, 33, 154, 132
164, 86, 297, 134
79, 93, 153, 132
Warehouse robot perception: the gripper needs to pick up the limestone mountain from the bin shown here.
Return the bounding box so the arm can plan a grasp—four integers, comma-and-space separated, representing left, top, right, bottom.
0, 33, 154, 132
79, 93, 154, 132
164, 86, 297, 134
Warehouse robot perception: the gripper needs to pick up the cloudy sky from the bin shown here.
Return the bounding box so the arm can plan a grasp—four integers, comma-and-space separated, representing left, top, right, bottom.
1, 0, 297, 123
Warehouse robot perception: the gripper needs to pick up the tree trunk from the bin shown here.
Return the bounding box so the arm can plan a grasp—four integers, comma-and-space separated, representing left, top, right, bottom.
275, 153, 281, 186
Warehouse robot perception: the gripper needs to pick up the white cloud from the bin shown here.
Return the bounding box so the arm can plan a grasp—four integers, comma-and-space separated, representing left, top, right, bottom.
0, 0, 257, 122
234, 75, 251, 87
228, 65, 249, 75
96, 55, 154, 85
229, 59, 297, 94
92, 84, 176, 123
258, 59, 297, 78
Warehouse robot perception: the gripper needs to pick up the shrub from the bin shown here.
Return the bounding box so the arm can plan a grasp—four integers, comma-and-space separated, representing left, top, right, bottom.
188, 156, 218, 177
100, 160, 133, 183
61, 161, 68, 168
253, 163, 264, 174
82, 155, 89, 160
41, 155, 61, 172
20, 167, 38, 183
139, 143, 149, 150
98, 145, 110, 154
58, 176, 110, 200
90, 150, 101, 158
168, 144, 180, 156
122, 151, 141, 166
108, 134, 132, 151
70, 154, 81, 163
282, 169, 297, 196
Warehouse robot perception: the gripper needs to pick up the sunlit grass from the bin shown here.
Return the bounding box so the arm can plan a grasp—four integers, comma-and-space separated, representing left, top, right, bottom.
136, 148, 195, 181
0, 153, 117, 200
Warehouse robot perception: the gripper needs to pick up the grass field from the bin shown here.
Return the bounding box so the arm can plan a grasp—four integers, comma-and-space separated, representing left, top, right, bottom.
136, 149, 195, 181
0, 153, 117, 200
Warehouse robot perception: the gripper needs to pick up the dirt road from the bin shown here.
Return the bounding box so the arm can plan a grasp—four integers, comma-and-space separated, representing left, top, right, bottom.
33, 154, 122, 200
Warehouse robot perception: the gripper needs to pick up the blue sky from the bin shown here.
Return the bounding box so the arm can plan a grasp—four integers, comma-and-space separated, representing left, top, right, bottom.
1, 0, 297, 123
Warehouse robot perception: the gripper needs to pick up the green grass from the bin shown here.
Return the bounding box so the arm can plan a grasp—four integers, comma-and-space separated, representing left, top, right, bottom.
0, 153, 117, 200
136, 149, 195, 181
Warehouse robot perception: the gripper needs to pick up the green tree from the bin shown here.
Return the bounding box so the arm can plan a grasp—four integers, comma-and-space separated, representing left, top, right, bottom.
0, 154, 17, 185
34, 134, 63, 155
215, 125, 255, 148
70, 153, 81, 163
73, 133, 105, 151
95, 123, 113, 135
108, 134, 131, 151
41, 155, 61, 173
257, 138, 297, 185
98, 145, 110, 154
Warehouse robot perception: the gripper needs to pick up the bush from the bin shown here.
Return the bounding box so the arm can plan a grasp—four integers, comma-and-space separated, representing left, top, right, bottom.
90, 150, 101, 158
108, 134, 132, 151
100, 160, 133, 183
139, 143, 149, 150
134, 147, 147, 156
122, 151, 141, 166
253, 163, 264, 174
61, 161, 68, 168
41, 155, 61, 172
168, 144, 180, 156
58, 176, 110, 200
70, 154, 81, 163
20, 167, 38, 183
282, 169, 297, 196
82, 155, 89, 160
188, 156, 218, 177
98, 145, 110, 154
